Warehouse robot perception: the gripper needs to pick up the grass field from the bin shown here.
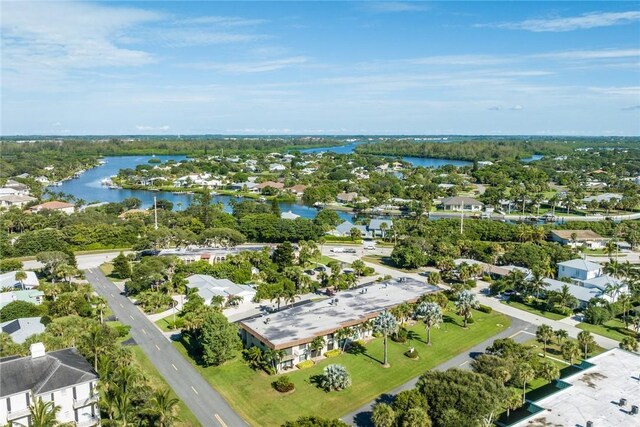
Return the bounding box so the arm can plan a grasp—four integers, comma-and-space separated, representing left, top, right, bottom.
576, 319, 636, 342
362, 255, 420, 273
174, 308, 510, 426
501, 299, 567, 321
129, 346, 201, 427
155, 315, 180, 332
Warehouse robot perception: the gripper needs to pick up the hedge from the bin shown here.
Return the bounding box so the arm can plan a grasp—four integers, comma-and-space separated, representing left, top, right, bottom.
296, 360, 314, 369
324, 349, 341, 358
478, 304, 493, 314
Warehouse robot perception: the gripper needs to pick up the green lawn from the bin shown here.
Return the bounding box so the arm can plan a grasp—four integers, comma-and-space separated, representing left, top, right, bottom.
362, 255, 420, 273
155, 315, 180, 332
130, 346, 201, 427
174, 308, 510, 426
312, 255, 341, 266
501, 299, 567, 321
576, 319, 636, 342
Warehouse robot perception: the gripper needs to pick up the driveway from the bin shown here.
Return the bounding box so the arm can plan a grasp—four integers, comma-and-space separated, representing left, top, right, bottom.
342, 317, 536, 426
84, 268, 248, 427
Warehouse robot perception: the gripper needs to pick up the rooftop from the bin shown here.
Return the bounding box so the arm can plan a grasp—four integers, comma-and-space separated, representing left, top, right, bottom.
1, 317, 46, 344
30, 201, 74, 210
0, 347, 98, 397
558, 258, 602, 271
513, 348, 640, 427
240, 277, 439, 349
0, 289, 44, 309
186, 274, 255, 301
440, 196, 483, 205
543, 278, 602, 303
0, 270, 39, 289
550, 230, 607, 241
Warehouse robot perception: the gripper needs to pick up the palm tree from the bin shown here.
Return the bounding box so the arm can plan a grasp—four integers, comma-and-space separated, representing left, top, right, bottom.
536, 324, 554, 357
334, 327, 356, 353
538, 360, 560, 384
516, 362, 535, 404
371, 403, 396, 427
373, 311, 398, 367
14, 270, 27, 290
561, 340, 581, 365
310, 336, 325, 358
577, 331, 596, 359
528, 270, 547, 299
147, 389, 180, 427
379, 221, 389, 239
455, 290, 479, 328
550, 285, 578, 310
93, 296, 108, 324
30, 397, 61, 427
415, 302, 442, 345
81, 324, 111, 370
245, 346, 264, 370
505, 391, 523, 418
554, 329, 569, 346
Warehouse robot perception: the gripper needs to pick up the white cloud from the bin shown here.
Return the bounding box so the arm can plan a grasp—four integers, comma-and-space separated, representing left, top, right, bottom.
364, 2, 429, 13
535, 49, 640, 60
484, 11, 640, 32
183, 57, 310, 73
589, 86, 640, 96
175, 16, 267, 27
156, 30, 265, 47
136, 125, 170, 131
407, 55, 507, 66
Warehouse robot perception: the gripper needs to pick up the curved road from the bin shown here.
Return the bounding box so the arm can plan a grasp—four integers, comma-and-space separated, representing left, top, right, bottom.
85, 268, 247, 427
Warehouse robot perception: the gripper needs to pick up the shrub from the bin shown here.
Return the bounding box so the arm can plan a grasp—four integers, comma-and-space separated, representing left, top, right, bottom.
404, 348, 419, 359
467, 317, 475, 324
324, 349, 341, 358
477, 304, 493, 314
296, 360, 314, 369
552, 306, 573, 317
273, 375, 295, 393
482, 275, 492, 282
320, 364, 351, 391
391, 327, 408, 343
114, 325, 131, 338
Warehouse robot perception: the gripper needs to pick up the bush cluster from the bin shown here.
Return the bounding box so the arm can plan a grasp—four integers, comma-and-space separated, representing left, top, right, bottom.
324, 349, 341, 358
477, 304, 493, 314
273, 375, 295, 393
404, 349, 419, 359
296, 360, 314, 370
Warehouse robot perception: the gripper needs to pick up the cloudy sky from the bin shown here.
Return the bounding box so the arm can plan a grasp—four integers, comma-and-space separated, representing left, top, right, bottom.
1, 1, 639, 135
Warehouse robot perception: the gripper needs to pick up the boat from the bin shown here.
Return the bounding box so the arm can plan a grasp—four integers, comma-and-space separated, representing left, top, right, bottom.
108, 185, 121, 189
172, 191, 186, 195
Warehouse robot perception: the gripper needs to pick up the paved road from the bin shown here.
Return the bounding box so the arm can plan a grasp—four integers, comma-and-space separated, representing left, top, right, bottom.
85, 268, 247, 427
342, 317, 537, 426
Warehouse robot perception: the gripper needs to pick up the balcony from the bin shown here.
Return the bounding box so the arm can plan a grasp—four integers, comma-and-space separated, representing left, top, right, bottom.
73, 395, 98, 409
76, 416, 100, 427
6, 407, 31, 421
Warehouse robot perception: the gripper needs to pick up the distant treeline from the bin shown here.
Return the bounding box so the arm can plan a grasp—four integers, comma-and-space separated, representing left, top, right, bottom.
354, 138, 640, 161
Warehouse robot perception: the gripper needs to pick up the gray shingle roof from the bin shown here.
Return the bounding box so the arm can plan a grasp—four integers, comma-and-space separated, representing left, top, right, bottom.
0, 348, 98, 397
557, 259, 602, 271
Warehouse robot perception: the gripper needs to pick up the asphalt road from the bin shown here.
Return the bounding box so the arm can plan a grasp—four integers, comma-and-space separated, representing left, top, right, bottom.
84, 268, 247, 427
341, 317, 537, 427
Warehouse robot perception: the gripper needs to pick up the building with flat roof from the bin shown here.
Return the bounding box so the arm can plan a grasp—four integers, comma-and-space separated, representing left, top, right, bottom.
511, 348, 640, 427
550, 230, 609, 249
439, 196, 484, 211
0, 270, 39, 290
0, 289, 44, 309
239, 277, 439, 370
1, 317, 46, 344
185, 274, 256, 306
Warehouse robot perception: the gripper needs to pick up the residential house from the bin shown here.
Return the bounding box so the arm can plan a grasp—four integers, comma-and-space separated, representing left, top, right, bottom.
29, 201, 75, 214
0, 194, 37, 209
368, 219, 393, 238
0, 271, 39, 290
4, 180, 30, 195
550, 230, 609, 249
336, 192, 369, 204
157, 246, 264, 265
0, 290, 45, 309
557, 259, 602, 281
256, 181, 285, 191
35, 176, 50, 184
439, 196, 484, 212
286, 185, 307, 197
185, 274, 256, 306
238, 278, 439, 370
329, 221, 371, 239
1, 317, 46, 344
269, 163, 287, 172
281, 211, 300, 220
582, 193, 623, 203
0, 344, 100, 427
229, 182, 259, 193
542, 278, 603, 308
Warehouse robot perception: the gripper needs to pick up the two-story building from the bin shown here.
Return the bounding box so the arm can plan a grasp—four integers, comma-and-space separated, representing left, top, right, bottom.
0, 344, 100, 427
557, 259, 602, 281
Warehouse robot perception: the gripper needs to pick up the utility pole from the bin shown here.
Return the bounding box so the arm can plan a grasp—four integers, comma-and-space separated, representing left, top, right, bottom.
154, 196, 158, 230
460, 210, 464, 234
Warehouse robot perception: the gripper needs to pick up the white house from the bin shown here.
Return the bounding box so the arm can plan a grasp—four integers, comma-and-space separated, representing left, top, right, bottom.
269, 163, 286, 172
0, 271, 39, 290
550, 230, 609, 249
0, 194, 37, 209
29, 201, 75, 215
185, 274, 256, 306
4, 180, 30, 195
0, 290, 45, 309
557, 259, 602, 281
440, 196, 483, 212
0, 344, 100, 427
0, 317, 46, 344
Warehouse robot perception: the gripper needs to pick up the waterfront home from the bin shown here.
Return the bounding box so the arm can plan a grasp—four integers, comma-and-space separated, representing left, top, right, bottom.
439, 196, 483, 212
368, 219, 393, 237
336, 192, 369, 204
238, 278, 439, 371
286, 185, 307, 197
0, 344, 100, 427
582, 193, 623, 203
28, 201, 75, 215
256, 181, 285, 191
550, 230, 609, 249
0, 194, 37, 209
329, 221, 371, 239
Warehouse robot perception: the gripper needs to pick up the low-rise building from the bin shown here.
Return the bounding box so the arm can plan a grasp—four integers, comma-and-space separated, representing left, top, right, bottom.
0, 317, 46, 344
550, 230, 609, 249
368, 219, 393, 237
329, 221, 371, 239
29, 201, 75, 215
239, 278, 440, 371
185, 274, 256, 306
0, 194, 37, 209
4, 180, 30, 195
557, 259, 602, 281
256, 181, 285, 191
0, 270, 39, 290
286, 185, 307, 197
439, 196, 483, 212
0, 290, 44, 309
0, 344, 100, 427
582, 193, 623, 203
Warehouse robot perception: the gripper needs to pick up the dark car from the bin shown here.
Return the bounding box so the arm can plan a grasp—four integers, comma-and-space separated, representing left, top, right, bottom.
305, 269, 317, 276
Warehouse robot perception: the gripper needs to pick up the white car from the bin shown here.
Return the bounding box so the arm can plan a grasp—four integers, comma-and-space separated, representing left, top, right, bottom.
364, 244, 376, 250
330, 247, 345, 253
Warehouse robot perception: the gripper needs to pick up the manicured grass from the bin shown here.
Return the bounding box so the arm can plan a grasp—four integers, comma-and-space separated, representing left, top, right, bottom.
100, 262, 114, 276
155, 315, 180, 332
174, 308, 510, 426
501, 299, 567, 321
130, 346, 201, 427
576, 319, 636, 342
312, 255, 341, 266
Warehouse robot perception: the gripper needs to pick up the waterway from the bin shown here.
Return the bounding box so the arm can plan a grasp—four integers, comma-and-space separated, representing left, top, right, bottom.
49, 144, 472, 219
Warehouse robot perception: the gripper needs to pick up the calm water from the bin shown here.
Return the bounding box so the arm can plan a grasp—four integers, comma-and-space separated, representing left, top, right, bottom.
301, 141, 472, 167
48, 155, 352, 220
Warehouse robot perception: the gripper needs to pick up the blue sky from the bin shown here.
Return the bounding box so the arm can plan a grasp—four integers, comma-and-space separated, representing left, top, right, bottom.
1, 1, 639, 136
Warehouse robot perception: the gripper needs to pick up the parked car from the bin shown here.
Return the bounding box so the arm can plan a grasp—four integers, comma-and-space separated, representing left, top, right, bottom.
330, 247, 345, 253
314, 265, 328, 272
364, 244, 376, 250
344, 248, 357, 253
304, 269, 317, 276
